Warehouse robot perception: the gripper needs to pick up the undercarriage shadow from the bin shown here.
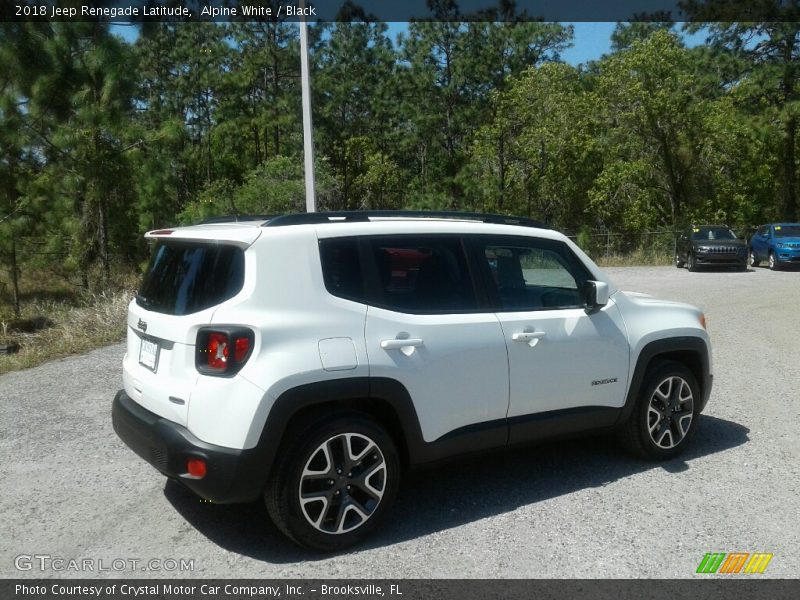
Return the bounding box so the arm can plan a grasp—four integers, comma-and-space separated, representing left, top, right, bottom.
164, 414, 748, 562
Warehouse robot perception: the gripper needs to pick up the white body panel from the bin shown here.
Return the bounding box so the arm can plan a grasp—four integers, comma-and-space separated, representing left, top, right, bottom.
499, 300, 630, 417
612, 291, 713, 392
364, 307, 509, 442
122, 216, 711, 452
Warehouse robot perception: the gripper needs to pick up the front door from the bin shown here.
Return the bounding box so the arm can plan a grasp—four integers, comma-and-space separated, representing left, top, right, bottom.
471, 235, 630, 442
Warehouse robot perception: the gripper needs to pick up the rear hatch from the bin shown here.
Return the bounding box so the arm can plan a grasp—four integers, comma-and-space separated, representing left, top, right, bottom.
123, 224, 261, 425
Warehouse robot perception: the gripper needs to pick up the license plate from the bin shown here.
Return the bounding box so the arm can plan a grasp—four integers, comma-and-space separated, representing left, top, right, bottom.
139, 338, 160, 372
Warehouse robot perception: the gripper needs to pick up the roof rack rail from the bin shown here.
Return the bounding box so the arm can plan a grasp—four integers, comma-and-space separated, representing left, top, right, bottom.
199, 214, 275, 224
263, 210, 549, 229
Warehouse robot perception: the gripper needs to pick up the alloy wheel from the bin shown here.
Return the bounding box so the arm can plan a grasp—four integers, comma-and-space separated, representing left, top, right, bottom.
298, 433, 387, 534
647, 376, 694, 449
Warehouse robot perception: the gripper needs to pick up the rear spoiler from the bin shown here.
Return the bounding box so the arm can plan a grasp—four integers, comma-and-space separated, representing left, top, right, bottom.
145, 224, 262, 248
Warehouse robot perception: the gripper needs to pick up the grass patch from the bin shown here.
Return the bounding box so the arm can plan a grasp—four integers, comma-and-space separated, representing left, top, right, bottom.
0, 271, 137, 375
595, 250, 673, 267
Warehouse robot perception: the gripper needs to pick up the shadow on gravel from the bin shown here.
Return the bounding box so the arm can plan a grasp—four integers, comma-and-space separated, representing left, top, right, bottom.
163, 414, 748, 562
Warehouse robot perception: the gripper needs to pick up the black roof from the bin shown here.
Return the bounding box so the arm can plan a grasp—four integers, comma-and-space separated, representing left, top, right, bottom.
261, 210, 550, 229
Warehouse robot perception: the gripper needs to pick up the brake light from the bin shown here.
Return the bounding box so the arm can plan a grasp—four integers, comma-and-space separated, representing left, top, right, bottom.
196, 327, 254, 376
186, 458, 207, 478
234, 336, 250, 362
207, 332, 229, 370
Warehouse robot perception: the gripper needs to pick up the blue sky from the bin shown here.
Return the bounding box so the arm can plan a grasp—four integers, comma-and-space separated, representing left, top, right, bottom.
111, 22, 709, 66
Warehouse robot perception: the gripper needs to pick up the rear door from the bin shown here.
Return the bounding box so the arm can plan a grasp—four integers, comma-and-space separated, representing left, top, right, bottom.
471, 235, 629, 442
363, 235, 509, 444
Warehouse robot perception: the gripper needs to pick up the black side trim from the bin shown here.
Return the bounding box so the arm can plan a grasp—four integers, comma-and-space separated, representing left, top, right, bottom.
253, 378, 372, 480
261, 379, 630, 473
617, 336, 712, 426
508, 406, 620, 445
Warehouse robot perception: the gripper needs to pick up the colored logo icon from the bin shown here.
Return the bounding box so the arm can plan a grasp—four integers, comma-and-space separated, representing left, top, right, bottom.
697, 552, 773, 574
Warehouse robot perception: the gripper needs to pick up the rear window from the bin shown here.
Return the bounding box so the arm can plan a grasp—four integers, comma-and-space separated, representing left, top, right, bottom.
369, 236, 476, 313
319, 238, 366, 303
136, 242, 245, 315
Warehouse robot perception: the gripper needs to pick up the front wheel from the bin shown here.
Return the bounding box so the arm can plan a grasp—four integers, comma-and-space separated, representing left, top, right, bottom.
620, 361, 700, 460
687, 253, 698, 272
769, 251, 780, 270
749, 249, 760, 268
265, 414, 400, 551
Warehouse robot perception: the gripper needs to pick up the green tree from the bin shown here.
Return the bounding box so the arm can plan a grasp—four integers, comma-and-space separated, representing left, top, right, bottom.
683, 10, 800, 220
466, 62, 596, 226
313, 21, 400, 209
591, 31, 707, 228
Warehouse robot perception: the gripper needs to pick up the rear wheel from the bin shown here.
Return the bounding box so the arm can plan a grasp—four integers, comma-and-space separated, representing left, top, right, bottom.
265, 413, 399, 551
620, 361, 700, 460
674, 253, 685, 268
749, 249, 759, 268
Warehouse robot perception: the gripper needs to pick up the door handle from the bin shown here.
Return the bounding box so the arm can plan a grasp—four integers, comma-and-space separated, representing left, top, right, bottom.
512, 331, 546, 342
381, 338, 424, 350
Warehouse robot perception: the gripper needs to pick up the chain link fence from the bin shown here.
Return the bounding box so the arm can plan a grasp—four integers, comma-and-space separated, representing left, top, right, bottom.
564, 229, 681, 265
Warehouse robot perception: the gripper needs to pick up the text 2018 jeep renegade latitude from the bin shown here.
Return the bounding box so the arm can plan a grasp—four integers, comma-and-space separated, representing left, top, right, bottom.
112, 211, 712, 551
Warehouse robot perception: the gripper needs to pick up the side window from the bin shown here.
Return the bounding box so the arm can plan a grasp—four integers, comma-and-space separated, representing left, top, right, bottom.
758, 226, 767, 236
319, 238, 365, 303
369, 237, 476, 313
480, 238, 588, 311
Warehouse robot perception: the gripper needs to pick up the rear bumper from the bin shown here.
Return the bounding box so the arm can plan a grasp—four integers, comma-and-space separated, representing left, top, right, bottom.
112, 390, 267, 503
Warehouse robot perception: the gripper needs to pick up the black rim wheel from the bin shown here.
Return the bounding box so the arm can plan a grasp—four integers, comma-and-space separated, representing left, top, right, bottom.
298, 432, 387, 535
647, 375, 694, 449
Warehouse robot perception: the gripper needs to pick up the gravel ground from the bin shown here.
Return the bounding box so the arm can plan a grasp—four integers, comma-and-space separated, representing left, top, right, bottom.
1, 265, 798, 579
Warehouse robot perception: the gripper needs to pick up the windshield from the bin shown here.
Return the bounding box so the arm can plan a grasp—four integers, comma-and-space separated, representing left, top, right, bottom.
774, 225, 800, 238
691, 227, 737, 241
136, 242, 245, 315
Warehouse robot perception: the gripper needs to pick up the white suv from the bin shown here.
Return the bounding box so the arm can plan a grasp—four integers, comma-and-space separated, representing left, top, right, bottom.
112, 211, 712, 551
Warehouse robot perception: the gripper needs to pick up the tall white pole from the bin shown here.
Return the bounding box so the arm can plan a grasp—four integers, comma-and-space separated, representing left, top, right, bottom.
299, 2, 317, 212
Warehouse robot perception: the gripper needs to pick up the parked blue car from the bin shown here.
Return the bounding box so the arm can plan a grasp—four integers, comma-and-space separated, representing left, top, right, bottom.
748, 223, 800, 270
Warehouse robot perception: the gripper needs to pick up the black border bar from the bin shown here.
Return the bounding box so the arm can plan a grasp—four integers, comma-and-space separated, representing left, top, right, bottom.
3, 579, 800, 600
5, 0, 800, 23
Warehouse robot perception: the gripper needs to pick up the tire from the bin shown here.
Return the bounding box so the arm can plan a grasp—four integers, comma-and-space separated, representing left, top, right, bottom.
768, 251, 780, 270
749, 249, 760, 268
674, 253, 685, 269
619, 361, 700, 460
687, 252, 698, 272
265, 413, 400, 551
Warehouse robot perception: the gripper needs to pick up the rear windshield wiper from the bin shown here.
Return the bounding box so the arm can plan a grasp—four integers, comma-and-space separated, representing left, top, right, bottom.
135, 294, 151, 308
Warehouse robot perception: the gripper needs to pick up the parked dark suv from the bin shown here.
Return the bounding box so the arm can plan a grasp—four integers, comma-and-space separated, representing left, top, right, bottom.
675, 225, 747, 272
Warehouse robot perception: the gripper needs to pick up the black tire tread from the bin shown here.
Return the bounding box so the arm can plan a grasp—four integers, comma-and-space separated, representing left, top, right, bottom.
264, 412, 399, 552
619, 360, 700, 460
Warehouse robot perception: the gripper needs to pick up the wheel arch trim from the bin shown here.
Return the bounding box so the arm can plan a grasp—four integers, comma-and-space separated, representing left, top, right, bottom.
617, 336, 712, 426
253, 377, 428, 481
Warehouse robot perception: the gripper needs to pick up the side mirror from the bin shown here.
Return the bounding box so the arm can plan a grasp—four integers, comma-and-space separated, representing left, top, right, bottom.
584, 280, 609, 314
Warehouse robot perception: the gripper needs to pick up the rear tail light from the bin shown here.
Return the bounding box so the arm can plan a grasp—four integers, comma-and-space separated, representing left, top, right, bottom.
196, 327, 254, 376
186, 457, 207, 479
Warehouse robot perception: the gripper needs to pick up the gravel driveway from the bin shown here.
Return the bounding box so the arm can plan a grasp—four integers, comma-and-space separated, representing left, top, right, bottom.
1, 265, 798, 578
